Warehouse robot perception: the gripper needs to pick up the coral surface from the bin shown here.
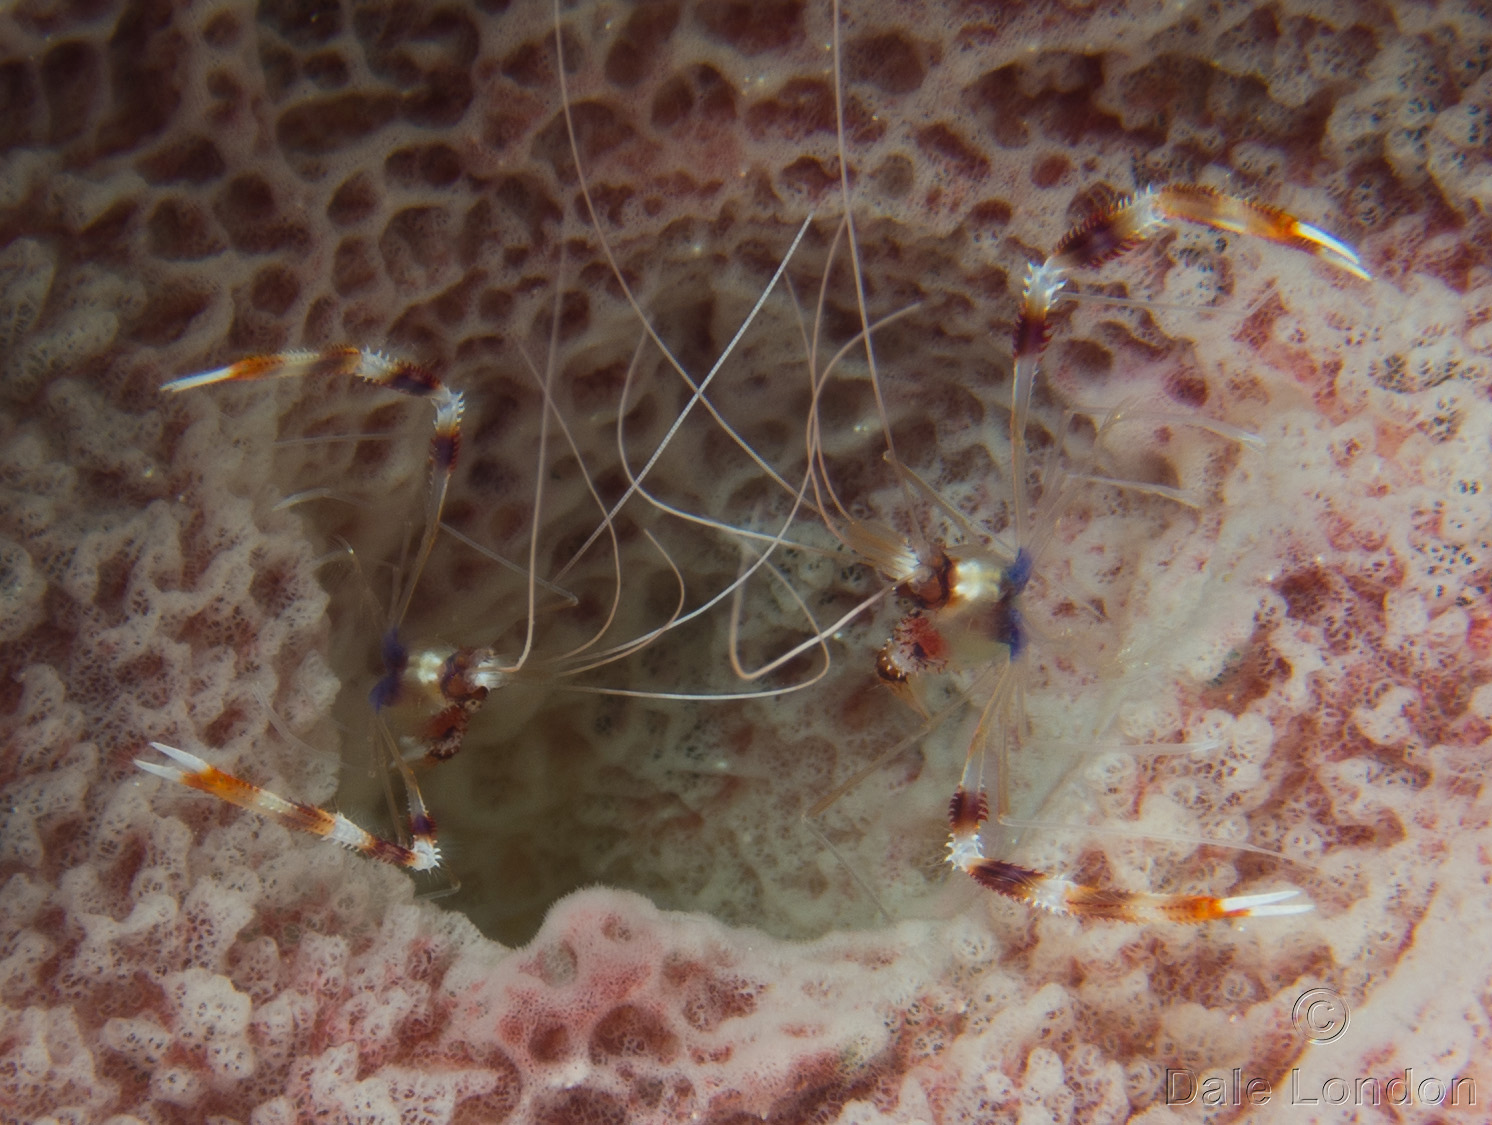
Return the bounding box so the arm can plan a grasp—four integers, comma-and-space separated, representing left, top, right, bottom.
3, 0, 1492, 1122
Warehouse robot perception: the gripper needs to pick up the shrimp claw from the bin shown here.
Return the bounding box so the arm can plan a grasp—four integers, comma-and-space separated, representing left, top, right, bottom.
136, 741, 441, 872
947, 787, 1311, 922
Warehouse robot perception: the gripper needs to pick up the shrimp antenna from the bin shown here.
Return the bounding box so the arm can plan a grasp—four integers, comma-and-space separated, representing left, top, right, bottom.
552, 0, 817, 582
830, 0, 931, 560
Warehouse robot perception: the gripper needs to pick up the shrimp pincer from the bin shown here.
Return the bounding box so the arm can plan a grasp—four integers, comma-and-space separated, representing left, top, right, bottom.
136, 741, 441, 871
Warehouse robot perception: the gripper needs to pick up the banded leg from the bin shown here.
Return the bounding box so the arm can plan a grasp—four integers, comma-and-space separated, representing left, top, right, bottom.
1010, 183, 1369, 543
946, 788, 1309, 922
136, 741, 441, 872
165, 347, 464, 628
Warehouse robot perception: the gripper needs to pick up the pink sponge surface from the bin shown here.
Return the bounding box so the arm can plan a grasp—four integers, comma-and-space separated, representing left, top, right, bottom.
4, 1, 1492, 1123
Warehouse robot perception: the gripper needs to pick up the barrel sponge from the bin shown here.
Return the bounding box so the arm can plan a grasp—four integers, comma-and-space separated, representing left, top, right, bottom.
3, 1, 1492, 1123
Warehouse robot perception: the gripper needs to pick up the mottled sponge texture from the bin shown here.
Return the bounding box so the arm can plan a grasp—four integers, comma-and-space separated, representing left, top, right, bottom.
3, 1, 1492, 1123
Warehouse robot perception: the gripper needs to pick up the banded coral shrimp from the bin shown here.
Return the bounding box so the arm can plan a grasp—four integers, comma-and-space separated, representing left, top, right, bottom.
132, 89, 849, 942
143, 237, 881, 945
806, 185, 1368, 923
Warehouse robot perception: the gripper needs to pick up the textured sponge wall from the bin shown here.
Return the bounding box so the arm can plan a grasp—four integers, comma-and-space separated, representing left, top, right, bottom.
3, 1, 1492, 1123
